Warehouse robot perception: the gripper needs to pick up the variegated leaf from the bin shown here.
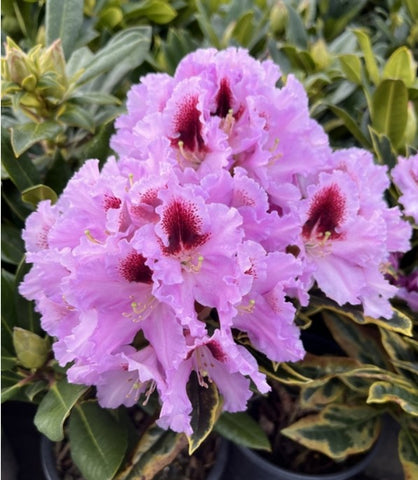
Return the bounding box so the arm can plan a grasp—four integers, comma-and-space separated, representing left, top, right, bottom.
323, 312, 389, 368
300, 377, 346, 409
281, 405, 381, 460
399, 425, 418, 480
367, 381, 418, 416
380, 328, 418, 380
186, 371, 222, 454
118, 425, 187, 480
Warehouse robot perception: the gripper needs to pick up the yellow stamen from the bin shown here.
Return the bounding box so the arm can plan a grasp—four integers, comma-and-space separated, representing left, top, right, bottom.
84, 229, 101, 244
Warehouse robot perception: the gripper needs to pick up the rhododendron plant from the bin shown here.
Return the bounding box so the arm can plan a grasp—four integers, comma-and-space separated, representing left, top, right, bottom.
19, 48, 413, 445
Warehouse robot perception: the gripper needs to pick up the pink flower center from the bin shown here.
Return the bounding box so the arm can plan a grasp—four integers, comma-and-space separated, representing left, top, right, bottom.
171, 95, 206, 152
120, 252, 153, 283
214, 78, 233, 118
161, 199, 209, 255
302, 184, 346, 241
206, 340, 227, 362
104, 194, 121, 211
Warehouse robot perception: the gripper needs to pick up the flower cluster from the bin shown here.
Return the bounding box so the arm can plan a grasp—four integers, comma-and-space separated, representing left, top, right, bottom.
20, 48, 413, 435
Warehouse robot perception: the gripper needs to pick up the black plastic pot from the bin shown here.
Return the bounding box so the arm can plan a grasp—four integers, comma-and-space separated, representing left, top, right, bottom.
40, 435, 229, 480
222, 440, 380, 480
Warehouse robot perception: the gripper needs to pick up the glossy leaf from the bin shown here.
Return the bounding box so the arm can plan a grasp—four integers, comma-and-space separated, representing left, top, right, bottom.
300, 377, 345, 409
1, 223, 24, 265
339, 53, 363, 85
34, 378, 88, 441
1, 127, 40, 189
123, 0, 177, 24
285, 5, 308, 49
327, 104, 371, 147
13, 327, 49, 369
383, 46, 417, 87
1, 269, 16, 351
10, 121, 63, 157
186, 371, 222, 454
371, 79, 408, 148
215, 411, 271, 451
69, 402, 128, 480
323, 311, 389, 368
1, 370, 26, 403
369, 127, 398, 168
380, 328, 418, 369
14, 258, 42, 334
45, 0, 84, 59
399, 426, 418, 480
353, 29, 380, 85
21, 184, 58, 206
281, 405, 381, 460
367, 381, 418, 416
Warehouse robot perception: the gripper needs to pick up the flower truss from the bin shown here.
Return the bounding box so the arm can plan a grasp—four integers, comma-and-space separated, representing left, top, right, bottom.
20, 48, 413, 436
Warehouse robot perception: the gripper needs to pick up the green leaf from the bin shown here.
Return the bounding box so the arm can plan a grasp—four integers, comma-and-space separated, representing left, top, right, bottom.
281, 45, 316, 74
25, 379, 48, 402
405, 0, 418, 20
34, 378, 88, 441
281, 405, 381, 460
369, 127, 398, 168
215, 411, 271, 451
353, 29, 380, 86
21, 184, 58, 206
75, 27, 151, 86
45, 0, 84, 59
14, 257, 42, 334
1, 370, 26, 403
339, 54, 363, 85
57, 103, 95, 132
13, 327, 49, 369
322, 1, 367, 40
69, 92, 121, 106
1, 224, 24, 265
10, 121, 63, 157
1, 348, 17, 371
186, 371, 222, 454
232, 11, 255, 47
399, 426, 418, 479
1, 127, 40, 189
367, 381, 418, 416
371, 79, 408, 148
383, 46, 417, 88
123, 0, 177, 24
1, 269, 16, 351
285, 5, 308, 49
327, 104, 371, 147
69, 402, 128, 480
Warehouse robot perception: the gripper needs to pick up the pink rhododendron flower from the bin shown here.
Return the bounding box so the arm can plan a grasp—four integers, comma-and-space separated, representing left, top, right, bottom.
299, 149, 412, 318
19, 47, 412, 437
392, 153, 418, 224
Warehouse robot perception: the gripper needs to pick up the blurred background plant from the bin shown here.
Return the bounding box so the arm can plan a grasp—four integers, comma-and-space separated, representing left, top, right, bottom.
2, 1, 417, 479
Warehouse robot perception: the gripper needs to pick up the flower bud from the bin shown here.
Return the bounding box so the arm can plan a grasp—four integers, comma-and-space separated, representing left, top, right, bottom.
270, 1, 288, 35
41, 40, 67, 82
6, 47, 31, 84
21, 74, 37, 91
13, 327, 49, 369
311, 39, 330, 71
